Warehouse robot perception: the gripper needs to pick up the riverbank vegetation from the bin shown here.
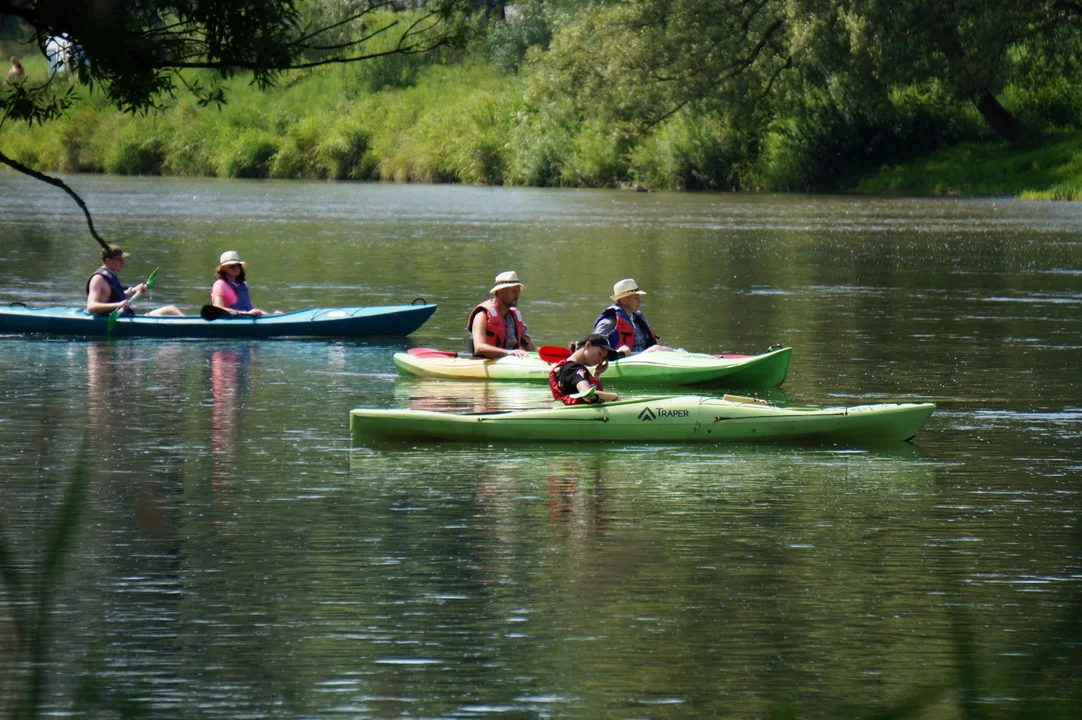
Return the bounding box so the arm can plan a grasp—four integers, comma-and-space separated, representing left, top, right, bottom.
4, 1, 1082, 197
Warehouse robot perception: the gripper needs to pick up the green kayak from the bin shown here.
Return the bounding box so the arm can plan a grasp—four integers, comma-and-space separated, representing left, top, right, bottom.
393, 346, 791, 387
350, 395, 935, 447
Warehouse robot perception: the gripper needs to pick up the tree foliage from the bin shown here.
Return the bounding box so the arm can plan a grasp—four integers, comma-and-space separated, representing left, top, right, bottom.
0, 0, 470, 244
526, 0, 1082, 144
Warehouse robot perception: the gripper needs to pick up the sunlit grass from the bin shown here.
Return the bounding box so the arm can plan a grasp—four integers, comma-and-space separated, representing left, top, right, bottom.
856, 132, 1082, 199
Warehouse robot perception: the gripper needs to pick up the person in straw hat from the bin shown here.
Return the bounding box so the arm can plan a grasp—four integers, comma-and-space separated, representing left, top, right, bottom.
86, 245, 183, 317
467, 270, 538, 359
592, 278, 673, 355
211, 250, 273, 316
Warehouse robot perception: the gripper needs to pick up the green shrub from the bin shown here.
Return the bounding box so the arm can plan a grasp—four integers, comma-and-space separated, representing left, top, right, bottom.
629, 113, 751, 191
316, 121, 372, 180
105, 125, 166, 175
217, 130, 281, 178
560, 122, 627, 187
487, 1, 555, 74
270, 116, 325, 179
505, 112, 571, 186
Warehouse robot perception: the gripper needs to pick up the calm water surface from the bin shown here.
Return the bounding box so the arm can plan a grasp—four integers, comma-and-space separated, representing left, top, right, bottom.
1, 174, 1081, 717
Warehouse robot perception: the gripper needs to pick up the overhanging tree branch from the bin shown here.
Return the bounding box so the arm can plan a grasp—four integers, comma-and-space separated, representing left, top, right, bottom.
0, 150, 108, 248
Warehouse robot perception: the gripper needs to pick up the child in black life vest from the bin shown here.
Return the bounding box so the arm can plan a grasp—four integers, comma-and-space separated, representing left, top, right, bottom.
549, 333, 622, 405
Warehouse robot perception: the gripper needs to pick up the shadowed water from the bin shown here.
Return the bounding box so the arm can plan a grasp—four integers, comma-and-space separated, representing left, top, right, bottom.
1, 174, 1081, 718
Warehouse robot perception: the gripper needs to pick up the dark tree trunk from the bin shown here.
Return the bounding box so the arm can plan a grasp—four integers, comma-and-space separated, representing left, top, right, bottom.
975, 92, 1020, 142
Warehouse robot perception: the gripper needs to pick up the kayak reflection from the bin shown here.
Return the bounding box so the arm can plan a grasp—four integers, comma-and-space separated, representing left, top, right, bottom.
394, 378, 557, 414
394, 378, 791, 416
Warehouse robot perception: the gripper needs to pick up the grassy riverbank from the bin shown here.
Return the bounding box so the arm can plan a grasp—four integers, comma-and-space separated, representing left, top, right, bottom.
855, 132, 1082, 200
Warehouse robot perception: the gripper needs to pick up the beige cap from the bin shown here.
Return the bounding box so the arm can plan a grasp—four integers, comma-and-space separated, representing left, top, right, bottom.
489, 270, 525, 294
611, 278, 647, 301
101, 245, 130, 263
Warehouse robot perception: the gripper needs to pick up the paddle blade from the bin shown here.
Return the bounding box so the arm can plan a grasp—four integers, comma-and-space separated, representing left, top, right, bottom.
200, 305, 231, 321
568, 385, 596, 400
146, 267, 160, 291
106, 306, 120, 332
538, 345, 572, 363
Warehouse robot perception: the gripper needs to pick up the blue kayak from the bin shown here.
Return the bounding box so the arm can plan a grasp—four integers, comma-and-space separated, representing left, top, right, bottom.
0, 303, 437, 338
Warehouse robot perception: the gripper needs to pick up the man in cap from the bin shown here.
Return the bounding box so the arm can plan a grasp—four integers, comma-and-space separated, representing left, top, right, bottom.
86, 245, 183, 317
467, 271, 538, 359
592, 278, 673, 355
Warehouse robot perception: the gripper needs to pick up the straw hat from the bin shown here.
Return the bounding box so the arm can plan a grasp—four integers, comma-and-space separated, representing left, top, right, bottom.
611, 278, 647, 301
217, 250, 247, 271
489, 270, 525, 294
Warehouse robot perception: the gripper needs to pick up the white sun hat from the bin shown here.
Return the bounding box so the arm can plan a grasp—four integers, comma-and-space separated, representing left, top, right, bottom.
611, 278, 647, 301
217, 250, 247, 271
489, 270, 525, 294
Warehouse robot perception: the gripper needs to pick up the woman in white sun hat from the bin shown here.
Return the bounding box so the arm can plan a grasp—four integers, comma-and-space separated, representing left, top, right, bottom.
466, 270, 538, 358
592, 278, 673, 355
210, 251, 270, 316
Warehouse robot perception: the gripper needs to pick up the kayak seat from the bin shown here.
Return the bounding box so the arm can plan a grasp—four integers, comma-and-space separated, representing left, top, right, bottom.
409, 347, 459, 359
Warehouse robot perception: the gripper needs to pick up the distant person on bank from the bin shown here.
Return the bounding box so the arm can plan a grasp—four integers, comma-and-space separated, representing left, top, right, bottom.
211, 251, 276, 316
86, 246, 183, 317
7, 56, 24, 84
592, 278, 675, 356
467, 271, 538, 358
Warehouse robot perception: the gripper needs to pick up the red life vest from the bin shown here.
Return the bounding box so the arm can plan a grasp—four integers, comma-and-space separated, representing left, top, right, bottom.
549, 359, 603, 406
467, 298, 527, 352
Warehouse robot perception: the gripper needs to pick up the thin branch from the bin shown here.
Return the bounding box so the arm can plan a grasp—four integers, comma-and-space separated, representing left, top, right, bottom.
0, 151, 108, 248
291, 3, 389, 46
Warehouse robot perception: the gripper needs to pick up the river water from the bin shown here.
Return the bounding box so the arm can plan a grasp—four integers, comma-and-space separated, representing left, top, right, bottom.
1, 174, 1081, 718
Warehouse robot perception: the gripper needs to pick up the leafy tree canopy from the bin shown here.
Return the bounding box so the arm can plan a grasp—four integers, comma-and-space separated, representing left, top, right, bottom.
0, 0, 470, 244
527, 0, 1082, 144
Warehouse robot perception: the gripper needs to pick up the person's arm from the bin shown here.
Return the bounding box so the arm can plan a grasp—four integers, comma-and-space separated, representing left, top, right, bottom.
210, 289, 235, 314
211, 280, 263, 316
87, 275, 129, 315
520, 330, 537, 352
574, 378, 618, 403
471, 312, 527, 358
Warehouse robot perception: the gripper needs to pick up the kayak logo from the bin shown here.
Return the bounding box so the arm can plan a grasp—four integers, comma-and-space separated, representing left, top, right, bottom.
638, 406, 690, 421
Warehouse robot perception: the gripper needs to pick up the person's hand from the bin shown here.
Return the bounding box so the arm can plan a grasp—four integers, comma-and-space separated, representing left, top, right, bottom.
508, 349, 529, 358
249, 308, 266, 316
115, 299, 131, 312
617, 345, 631, 356
595, 360, 609, 375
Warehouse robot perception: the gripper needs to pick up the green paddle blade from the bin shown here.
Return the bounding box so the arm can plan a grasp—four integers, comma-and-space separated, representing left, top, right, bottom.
568, 386, 596, 400
107, 305, 121, 332
146, 267, 160, 291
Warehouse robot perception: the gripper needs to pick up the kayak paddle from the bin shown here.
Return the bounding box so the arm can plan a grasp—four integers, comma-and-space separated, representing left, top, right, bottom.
539, 345, 573, 363
107, 266, 158, 332
567, 385, 596, 400
200, 305, 235, 321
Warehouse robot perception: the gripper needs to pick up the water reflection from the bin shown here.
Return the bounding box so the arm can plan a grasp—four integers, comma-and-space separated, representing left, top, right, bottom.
393, 378, 555, 414
392, 377, 793, 415
210, 345, 255, 475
